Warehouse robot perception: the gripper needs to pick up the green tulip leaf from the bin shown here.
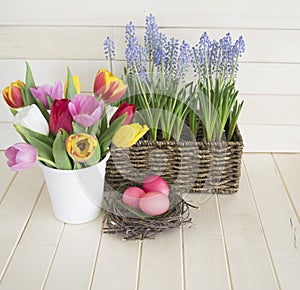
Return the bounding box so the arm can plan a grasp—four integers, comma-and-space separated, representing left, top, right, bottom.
72, 122, 85, 135
9, 108, 18, 117
66, 67, 77, 100
25, 62, 36, 88
13, 124, 53, 148
14, 125, 55, 165
98, 114, 126, 158
85, 142, 101, 167
53, 129, 72, 169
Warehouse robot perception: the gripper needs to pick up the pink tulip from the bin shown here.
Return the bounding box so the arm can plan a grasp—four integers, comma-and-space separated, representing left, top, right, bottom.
30, 81, 63, 109
109, 102, 135, 126
5, 143, 38, 171
68, 94, 104, 128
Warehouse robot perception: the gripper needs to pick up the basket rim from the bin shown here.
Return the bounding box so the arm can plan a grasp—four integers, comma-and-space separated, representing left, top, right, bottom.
131, 125, 243, 147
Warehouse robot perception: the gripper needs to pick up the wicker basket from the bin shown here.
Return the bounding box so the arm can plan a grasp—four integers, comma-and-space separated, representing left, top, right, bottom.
106, 125, 243, 194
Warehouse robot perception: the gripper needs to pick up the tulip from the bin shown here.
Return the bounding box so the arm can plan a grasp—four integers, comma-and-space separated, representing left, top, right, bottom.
66, 133, 98, 163
14, 104, 49, 135
93, 68, 127, 103
113, 123, 149, 148
68, 94, 104, 128
30, 81, 63, 109
5, 143, 38, 171
2, 80, 25, 108
49, 99, 73, 135
64, 75, 81, 96
109, 102, 135, 126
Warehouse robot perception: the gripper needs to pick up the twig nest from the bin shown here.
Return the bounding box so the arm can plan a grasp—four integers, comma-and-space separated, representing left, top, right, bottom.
103, 191, 196, 240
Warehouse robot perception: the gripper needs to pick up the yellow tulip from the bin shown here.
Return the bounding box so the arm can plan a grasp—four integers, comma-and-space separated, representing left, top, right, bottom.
66, 133, 97, 162
64, 75, 81, 96
113, 123, 149, 148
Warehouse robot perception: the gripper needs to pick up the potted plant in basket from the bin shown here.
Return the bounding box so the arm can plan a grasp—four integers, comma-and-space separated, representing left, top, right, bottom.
102, 14, 246, 194
2, 63, 149, 224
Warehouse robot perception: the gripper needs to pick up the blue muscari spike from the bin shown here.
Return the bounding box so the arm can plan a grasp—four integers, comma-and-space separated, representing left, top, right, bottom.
103, 36, 115, 60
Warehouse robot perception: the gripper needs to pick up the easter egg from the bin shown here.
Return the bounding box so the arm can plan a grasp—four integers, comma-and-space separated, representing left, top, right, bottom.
139, 191, 170, 216
142, 175, 169, 196
122, 187, 145, 209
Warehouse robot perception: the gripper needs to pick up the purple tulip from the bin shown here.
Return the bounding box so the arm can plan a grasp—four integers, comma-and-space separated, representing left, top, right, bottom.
30, 81, 63, 109
68, 94, 104, 128
5, 143, 38, 171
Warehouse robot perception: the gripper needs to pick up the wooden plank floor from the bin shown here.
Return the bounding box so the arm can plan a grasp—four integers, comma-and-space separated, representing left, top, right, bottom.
0, 152, 299, 290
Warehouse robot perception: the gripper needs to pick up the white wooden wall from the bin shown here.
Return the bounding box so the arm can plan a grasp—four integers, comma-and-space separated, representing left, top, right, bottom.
0, 0, 300, 152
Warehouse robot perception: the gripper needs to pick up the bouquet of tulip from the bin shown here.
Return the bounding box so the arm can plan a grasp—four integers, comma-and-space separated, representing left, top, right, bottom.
2, 63, 149, 171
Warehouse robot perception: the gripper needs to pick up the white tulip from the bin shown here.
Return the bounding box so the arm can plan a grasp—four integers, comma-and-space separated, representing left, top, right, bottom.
14, 104, 49, 136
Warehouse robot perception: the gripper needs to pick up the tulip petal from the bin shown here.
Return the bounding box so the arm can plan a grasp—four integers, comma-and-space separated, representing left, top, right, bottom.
113, 123, 149, 148
5, 143, 38, 171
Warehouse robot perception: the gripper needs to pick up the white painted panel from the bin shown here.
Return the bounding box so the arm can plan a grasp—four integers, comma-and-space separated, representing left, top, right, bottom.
218, 164, 279, 290
0, 0, 299, 28
44, 217, 102, 290
0, 123, 22, 149
0, 152, 16, 202
1, 27, 300, 64
239, 124, 300, 153
0, 60, 299, 96
184, 195, 231, 290
138, 229, 183, 290
238, 95, 300, 126
243, 154, 300, 290
273, 154, 300, 218
0, 26, 113, 60
91, 234, 140, 290
0, 165, 44, 280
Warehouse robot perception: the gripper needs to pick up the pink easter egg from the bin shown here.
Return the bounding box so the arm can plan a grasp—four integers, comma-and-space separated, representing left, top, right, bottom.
139, 191, 170, 216
142, 175, 169, 196
122, 187, 145, 209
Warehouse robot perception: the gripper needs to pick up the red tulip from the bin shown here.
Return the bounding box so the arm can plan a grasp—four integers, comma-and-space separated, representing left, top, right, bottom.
2, 80, 25, 108
93, 68, 127, 103
49, 99, 73, 135
109, 102, 135, 126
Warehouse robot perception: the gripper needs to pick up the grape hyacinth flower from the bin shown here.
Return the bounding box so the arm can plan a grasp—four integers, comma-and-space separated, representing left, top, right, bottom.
176, 41, 193, 80
103, 36, 115, 72
192, 32, 245, 83
5, 143, 38, 171
69, 94, 104, 128
144, 13, 160, 63
125, 21, 139, 74
164, 37, 179, 81
103, 36, 115, 61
